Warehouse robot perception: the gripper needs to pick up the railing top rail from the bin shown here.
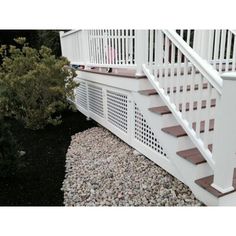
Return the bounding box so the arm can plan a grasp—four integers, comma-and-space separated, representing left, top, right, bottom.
229, 29, 236, 36
163, 30, 223, 94
60, 30, 82, 38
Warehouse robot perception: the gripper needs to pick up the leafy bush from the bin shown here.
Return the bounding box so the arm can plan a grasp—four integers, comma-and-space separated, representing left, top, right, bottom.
0, 117, 18, 178
0, 38, 78, 129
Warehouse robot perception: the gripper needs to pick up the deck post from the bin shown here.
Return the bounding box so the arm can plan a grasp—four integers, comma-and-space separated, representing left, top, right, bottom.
59, 31, 65, 57
82, 30, 90, 69
135, 30, 146, 76
193, 30, 202, 56
211, 72, 236, 193
199, 30, 210, 60
193, 30, 211, 60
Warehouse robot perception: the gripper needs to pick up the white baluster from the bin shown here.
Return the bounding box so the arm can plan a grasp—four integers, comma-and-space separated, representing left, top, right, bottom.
111, 30, 114, 65
170, 43, 175, 102
213, 30, 220, 70
175, 49, 182, 111
195, 75, 204, 137
164, 36, 169, 92
114, 29, 118, 65
156, 30, 164, 84
117, 30, 121, 65
203, 84, 213, 148
154, 30, 158, 79
232, 35, 236, 71
219, 30, 226, 73
149, 30, 154, 74
225, 31, 232, 72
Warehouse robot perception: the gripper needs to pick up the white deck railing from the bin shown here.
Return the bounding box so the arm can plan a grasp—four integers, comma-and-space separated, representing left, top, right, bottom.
177, 30, 236, 74
207, 30, 236, 73
86, 30, 136, 68
60, 30, 85, 65
60, 30, 138, 70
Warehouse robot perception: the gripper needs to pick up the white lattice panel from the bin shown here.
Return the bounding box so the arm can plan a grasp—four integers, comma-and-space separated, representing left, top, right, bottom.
76, 82, 87, 110
134, 103, 167, 157
107, 90, 128, 133
88, 84, 104, 117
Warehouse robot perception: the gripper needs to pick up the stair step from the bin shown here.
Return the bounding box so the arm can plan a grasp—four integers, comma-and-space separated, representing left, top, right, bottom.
138, 89, 158, 96
195, 169, 236, 197
138, 82, 209, 97
149, 106, 171, 115
176, 145, 213, 165
149, 99, 216, 115
162, 119, 215, 137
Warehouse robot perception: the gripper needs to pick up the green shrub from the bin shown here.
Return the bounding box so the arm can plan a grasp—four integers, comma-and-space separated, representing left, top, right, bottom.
0, 37, 78, 130
0, 117, 18, 178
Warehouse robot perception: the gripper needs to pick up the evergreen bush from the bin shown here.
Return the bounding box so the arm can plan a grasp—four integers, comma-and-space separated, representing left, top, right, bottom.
0, 38, 78, 129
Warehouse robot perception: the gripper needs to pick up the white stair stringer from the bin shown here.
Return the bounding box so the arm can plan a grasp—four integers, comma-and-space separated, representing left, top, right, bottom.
132, 87, 221, 206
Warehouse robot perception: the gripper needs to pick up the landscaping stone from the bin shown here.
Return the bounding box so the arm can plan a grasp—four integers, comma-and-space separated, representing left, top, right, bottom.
62, 127, 203, 206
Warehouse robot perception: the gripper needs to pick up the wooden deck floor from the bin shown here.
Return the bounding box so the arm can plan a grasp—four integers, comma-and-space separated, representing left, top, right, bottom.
77, 67, 146, 79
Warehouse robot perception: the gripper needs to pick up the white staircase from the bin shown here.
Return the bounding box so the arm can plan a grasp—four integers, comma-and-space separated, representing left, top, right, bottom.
139, 30, 236, 205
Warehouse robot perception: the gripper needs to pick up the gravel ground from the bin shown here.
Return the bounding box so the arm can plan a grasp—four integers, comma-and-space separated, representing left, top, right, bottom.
62, 127, 203, 206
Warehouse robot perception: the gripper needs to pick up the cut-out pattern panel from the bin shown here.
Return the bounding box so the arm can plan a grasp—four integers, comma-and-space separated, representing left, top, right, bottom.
76, 82, 87, 110
107, 90, 128, 133
134, 103, 167, 157
88, 84, 104, 117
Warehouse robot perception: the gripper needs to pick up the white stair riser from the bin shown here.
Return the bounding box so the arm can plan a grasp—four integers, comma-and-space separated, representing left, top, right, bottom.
138, 79, 155, 90
147, 95, 164, 107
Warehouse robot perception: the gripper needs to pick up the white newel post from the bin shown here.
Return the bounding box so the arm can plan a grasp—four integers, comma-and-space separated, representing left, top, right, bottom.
211, 72, 236, 193
135, 30, 146, 76
193, 30, 211, 60
59, 31, 65, 56
82, 30, 90, 69
193, 30, 202, 56
199, 30, 210, 60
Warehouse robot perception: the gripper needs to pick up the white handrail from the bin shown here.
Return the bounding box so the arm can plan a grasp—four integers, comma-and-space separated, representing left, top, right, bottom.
60, 30, 82, 38
163, 30, 223, 94
229, 29, 236, 36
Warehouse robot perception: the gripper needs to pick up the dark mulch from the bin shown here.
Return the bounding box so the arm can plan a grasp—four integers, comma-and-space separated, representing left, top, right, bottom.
0, 110, 96, 206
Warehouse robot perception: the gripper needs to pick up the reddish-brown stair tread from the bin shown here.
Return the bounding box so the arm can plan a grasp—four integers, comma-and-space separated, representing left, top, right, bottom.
162, 119, 215, 137
162, 125, 186, 137
149, 99, 216, 115
138, 89, 158, 96
139, 83, 210, 97
195, 169, 236, 198
149, 106, 171, 115
176, 145, 213, 165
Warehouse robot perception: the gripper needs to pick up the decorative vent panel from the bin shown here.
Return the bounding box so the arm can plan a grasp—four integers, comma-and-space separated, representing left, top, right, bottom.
76, 82, 87, 110
107, 90, 128, 133
134, 103, 167, 157
88, 84, 104, 117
